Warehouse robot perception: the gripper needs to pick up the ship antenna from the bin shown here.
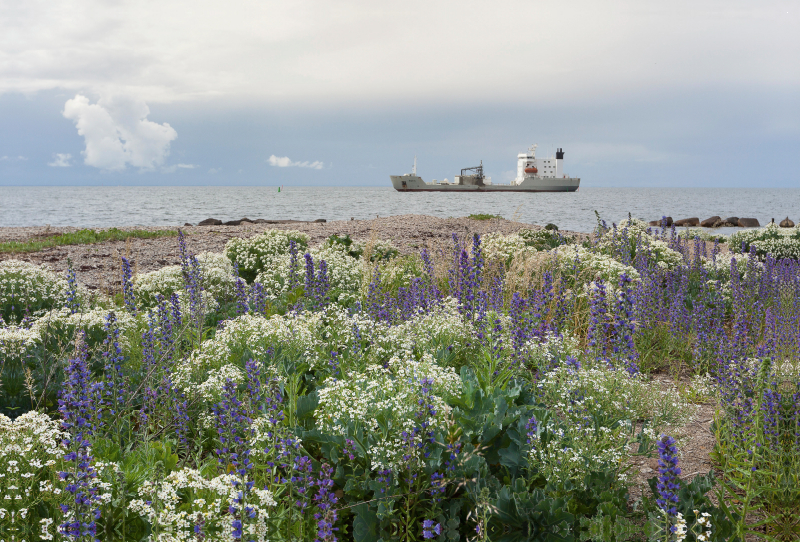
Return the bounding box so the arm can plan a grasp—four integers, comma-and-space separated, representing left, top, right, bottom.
412, 155, 417, 176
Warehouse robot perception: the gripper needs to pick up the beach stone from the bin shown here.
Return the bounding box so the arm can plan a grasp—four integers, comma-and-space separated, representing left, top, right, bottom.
184, 222, 193, 227
545, 223, 559, 231
738, 218, 760, 228
723, 217, 739, 225
198, 218, 222, 226
252, 219, 268, 224
314, 219, 327, 223
223, 220, 242, 226
648, 216, 673, 227
700, 216, 720, 227
674, 217, 700, 227
780, 217, 795, 228
239, 217, 253, 223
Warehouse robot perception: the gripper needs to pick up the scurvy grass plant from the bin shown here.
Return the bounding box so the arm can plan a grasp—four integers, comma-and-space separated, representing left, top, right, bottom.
3, 217, 800, 541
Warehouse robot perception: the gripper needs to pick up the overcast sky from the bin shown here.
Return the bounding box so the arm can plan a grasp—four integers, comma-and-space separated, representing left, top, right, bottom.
1, 0, 798, 186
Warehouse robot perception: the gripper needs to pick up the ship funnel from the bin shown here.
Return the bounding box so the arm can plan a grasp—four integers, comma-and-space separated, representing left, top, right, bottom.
556, 148, 564, 159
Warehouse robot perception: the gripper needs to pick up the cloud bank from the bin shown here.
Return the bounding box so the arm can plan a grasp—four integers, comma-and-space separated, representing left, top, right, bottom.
62, 94, 177, 170
48, 153, 72, 167
268, 155, 324, 169
1, 1, 796, 105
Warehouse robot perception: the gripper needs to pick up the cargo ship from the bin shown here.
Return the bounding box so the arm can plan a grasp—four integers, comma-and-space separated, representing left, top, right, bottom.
390, 145, 579, 192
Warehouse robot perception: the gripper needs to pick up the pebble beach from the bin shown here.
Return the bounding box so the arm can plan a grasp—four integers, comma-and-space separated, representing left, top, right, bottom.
0, 214, 581, 293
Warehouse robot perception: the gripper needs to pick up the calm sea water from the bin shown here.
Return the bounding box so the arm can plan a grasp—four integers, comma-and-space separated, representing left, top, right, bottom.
1, 186, 798, 234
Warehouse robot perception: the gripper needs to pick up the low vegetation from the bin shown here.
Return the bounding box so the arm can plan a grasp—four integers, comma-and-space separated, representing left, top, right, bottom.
2, 219, 800, 541
0, 227, 177, 254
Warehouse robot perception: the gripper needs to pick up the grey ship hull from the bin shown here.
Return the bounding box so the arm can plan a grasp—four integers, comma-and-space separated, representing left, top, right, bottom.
390, 175, 579, 192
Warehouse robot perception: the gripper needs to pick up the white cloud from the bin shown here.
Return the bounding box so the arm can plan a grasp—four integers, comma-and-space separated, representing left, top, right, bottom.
1, 155, 28, 161
62, 94, 177, 170
162, 163, 198, 173
208, 167, 220, 174
268, 155, 324, 169
48, 153, 72, 167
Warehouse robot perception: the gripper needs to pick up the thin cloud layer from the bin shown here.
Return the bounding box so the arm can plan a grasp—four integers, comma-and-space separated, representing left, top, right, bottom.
268, 155, 324, 169
47, 153, 72, 167
63, 94, 177, 170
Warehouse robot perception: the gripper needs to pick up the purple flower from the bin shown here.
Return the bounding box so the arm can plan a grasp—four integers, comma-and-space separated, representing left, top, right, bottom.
656, 435, 681, 518
422, 519, 442, 539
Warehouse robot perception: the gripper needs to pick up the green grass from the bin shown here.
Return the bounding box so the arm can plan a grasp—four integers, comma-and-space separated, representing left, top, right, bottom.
467, 213, 502, 220
0, 228, 178, 254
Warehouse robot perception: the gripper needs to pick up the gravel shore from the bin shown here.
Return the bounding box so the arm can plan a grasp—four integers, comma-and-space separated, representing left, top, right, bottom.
0, 214, 580, 293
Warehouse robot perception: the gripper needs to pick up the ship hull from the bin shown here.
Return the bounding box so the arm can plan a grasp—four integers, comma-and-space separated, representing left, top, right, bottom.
390, 175, 579, 192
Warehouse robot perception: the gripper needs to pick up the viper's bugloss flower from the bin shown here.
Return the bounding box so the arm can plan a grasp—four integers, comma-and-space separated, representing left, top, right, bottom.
656, 435, 681, 518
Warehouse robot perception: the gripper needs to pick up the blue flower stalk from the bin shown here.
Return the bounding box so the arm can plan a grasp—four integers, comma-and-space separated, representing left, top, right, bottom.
65, 259, 80, 314
656, 435, 682, 521
212, 378, 256, 541
58, 341, 102, 541
121, 256, 136, 314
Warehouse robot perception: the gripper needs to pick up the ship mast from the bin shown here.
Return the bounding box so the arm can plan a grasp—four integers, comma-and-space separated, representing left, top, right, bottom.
412, 155, 417, 176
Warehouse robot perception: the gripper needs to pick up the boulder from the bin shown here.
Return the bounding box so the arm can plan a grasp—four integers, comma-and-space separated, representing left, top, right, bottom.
198, 218, 222, 226
252, 218, 268, 224
674, 217, 700, 227
780, 217, 795, 228
314, 219, 327, 223
738, 218, 760, 228
700, 216, 721, 227
184, 222, 193, 227
223, 220, 242, 226
545, 223, 559, 231
723, 217, 739, 226
239, 217, 253, 223
648, 216, 673, 227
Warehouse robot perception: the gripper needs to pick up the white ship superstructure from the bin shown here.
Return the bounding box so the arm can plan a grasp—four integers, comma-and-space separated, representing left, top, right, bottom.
514, 144, 565, 183
390, 144, 579, 192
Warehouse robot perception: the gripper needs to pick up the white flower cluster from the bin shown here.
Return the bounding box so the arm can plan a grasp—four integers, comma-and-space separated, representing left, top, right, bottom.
316, 351, 460, 471
224, 229, 309, 279
0, 411, 66, 526
479, 233, 536, 262
255, 245, 364, 305
750, 237, 800, 260
174, 312, 318, 398
537, 363, 692, 433
528, 419, 630, 487
0, 260, 85, 322
29, 306, 138, 349
676, 228, 727, 243
0, 325, 40, 361
729, 223, 800, 260
129, 467, 276, 542
682, 373, 715, 404
134, 251, 236, 307
519, 332, 581, 373
555, 245, 640, 286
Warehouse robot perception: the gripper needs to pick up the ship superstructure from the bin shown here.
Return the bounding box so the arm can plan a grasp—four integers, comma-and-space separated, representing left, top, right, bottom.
390, 145, 579, 192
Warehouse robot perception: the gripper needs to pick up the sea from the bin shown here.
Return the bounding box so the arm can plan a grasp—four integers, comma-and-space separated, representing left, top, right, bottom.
1, 186, 799, 234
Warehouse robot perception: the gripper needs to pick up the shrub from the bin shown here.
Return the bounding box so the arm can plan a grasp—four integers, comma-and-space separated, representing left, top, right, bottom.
224, 229, 309, 282
729, 223, 800, 260
133, 251, 236, 308
0, 260, 85, 323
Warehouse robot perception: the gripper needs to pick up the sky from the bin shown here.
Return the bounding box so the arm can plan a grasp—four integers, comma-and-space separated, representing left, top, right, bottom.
0, 0, 798, 187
